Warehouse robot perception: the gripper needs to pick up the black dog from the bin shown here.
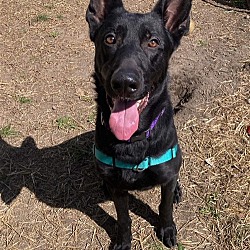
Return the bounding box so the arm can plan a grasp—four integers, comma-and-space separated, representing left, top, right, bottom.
86, 0, 192, 249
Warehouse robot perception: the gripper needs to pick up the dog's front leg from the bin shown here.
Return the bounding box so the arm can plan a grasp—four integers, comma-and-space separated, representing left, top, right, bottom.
110, 187, 132, 250
157, 179, 178, 248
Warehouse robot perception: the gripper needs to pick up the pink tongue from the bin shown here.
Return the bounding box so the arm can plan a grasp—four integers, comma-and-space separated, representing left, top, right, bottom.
109, 100, 139, 141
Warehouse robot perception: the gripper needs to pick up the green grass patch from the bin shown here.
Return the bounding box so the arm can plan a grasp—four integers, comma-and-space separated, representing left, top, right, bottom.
178, 242, 185, 250
50, 31, 59, 38
79, 95, 93, 102
197, 39, 207, 47
199, 193, 220, 219
18, 96, 32, 104
87, 112, 96, 125
149, 243, 165, 250
36, 14, 50, 22
0, 125, 18, 137
56, 116, 76, 130
57, 14, 63, 20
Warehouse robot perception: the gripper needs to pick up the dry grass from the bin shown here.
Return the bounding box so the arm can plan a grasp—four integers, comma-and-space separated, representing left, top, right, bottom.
178, 80, 250, 249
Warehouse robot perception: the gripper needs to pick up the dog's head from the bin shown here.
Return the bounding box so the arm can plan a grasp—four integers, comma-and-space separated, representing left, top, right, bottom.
86, 0, 192, 141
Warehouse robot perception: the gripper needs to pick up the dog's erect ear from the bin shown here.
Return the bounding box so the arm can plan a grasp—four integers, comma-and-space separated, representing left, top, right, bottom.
153, 0, 192, 44
86, 0, 124, 41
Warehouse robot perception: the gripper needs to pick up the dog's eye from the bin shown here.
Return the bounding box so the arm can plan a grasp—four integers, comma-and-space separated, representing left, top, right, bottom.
105, 34, 116, 45
148, 38, 159, 48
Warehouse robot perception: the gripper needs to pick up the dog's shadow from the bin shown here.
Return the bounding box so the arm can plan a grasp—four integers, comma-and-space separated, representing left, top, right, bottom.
0, 131, 158, 248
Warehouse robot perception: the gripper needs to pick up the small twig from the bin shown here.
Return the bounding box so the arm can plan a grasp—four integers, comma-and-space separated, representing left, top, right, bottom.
91, 228, 96, 243
239, 59, 250, 63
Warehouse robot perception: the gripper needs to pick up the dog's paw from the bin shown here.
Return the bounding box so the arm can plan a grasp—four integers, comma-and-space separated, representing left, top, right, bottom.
113, 243, 131, 250
156, 224, 177, 248
173, 181, 182, 204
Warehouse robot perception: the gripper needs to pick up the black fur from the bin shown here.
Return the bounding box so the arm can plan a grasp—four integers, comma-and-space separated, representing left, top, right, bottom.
86, 0, 191, 249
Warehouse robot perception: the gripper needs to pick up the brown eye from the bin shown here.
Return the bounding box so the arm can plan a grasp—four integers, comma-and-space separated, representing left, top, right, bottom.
148, 38, 159, 48
105, 34, 116, 45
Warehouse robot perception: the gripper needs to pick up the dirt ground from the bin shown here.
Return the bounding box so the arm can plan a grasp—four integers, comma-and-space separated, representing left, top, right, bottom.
0, 0, 249, 249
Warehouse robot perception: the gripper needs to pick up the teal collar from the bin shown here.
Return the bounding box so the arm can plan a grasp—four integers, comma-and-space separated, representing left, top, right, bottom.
94, 144, 178, 171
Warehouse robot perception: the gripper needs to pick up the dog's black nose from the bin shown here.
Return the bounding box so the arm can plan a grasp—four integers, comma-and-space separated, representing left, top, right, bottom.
111, 71, 140, 97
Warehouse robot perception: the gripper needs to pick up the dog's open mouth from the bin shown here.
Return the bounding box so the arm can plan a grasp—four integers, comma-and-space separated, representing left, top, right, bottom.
108, 93, 149, 141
